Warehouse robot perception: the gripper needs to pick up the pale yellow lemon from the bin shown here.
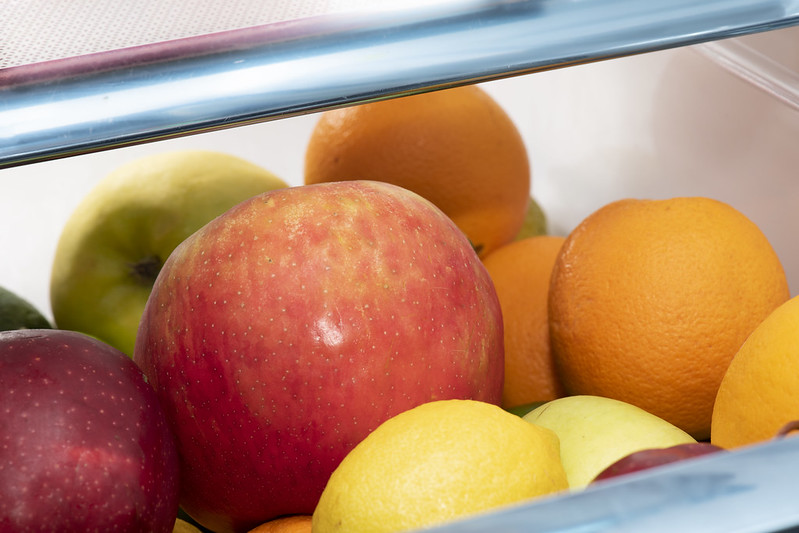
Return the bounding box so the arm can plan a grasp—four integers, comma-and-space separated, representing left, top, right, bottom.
312, 399, 568, 533
712, 294, 799, 449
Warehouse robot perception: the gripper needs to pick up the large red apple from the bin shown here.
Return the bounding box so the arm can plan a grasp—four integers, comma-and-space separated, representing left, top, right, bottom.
133, 180, 504, 533
0, 329, 180, 532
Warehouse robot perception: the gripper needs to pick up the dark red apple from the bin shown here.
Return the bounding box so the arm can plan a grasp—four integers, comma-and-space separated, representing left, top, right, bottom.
591, 442, 727, 484
0, 329, 180, 532
134, 180, 504, 533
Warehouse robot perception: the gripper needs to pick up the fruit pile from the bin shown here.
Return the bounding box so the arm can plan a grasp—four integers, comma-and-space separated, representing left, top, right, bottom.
2, 85, 798, 533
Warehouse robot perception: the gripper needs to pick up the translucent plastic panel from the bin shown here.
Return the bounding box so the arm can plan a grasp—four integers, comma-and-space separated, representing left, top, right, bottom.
2, 0, 799, 167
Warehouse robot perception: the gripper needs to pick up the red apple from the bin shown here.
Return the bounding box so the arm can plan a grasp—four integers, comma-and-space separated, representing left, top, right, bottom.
0, 329, 180, 532
591, 442, 727, 484
134, 180, 504, 533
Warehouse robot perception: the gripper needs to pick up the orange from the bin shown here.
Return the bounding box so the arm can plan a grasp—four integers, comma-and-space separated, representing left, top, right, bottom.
548, 197, 789, 440
247, 515, 311, 533
481, 235, 567, 408
303, 85, 531, 257
711, 294, 799, 449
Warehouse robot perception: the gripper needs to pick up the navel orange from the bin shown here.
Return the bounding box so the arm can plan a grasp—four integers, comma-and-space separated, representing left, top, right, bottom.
481, 235, 567, 408
303, 85, 530, 257
548, 197, 789, 440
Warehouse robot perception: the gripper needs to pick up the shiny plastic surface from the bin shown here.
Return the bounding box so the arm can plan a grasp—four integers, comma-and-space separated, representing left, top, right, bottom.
2, 0, 799, 168
420, 435, 799, 533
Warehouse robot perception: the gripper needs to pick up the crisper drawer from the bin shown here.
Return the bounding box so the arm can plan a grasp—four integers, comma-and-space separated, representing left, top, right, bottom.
2, 3, 799, 533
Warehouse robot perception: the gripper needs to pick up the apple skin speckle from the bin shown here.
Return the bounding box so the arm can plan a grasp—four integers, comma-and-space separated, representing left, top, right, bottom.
0, 329, 180, 533
134, 181, 504, 533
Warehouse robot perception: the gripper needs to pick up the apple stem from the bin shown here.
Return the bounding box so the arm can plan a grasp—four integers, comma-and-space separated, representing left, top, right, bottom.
129, 255, 163, 286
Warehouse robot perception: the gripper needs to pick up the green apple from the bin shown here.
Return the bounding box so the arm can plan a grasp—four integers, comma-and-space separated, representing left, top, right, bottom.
0, 285, 52, 331
513, 196, 547, 241
523, 395, 696, 489
50, 150, 289, 356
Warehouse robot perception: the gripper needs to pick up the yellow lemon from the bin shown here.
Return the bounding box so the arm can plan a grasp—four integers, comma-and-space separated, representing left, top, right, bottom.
712, 294, 799, 449
247, 515, 312, 533
312, 399, 567, 533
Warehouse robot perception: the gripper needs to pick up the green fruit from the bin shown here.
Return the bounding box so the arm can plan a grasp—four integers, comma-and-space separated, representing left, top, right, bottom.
0, 286, 52, 331
505, 401, 547, 418
523, 395, 696, 489
514, 196, 547, 240
50, 150, 289, 356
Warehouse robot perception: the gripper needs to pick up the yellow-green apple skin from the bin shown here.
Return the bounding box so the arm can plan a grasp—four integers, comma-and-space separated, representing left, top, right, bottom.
50, 150, 288, 356
523, 395, 696, 489
513, 196, 548, 240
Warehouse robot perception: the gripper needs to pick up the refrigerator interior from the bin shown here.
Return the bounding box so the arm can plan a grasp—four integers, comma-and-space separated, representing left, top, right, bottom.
4, 25, 799, 322
3, 2, 799, 532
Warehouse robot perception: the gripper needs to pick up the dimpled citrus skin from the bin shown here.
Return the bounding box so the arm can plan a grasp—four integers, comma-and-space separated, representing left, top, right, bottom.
548, 197, 790, 441
304, 84, 531, 258
312, 400, 568, 533
482, 235, 567, 408
712, 294, 799, 449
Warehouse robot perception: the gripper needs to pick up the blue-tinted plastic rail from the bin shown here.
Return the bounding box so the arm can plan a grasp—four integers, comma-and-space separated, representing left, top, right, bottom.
423, 434, 799, 533
2, 0, 799, 168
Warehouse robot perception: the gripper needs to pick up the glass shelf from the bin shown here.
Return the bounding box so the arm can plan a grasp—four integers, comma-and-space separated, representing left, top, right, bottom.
2, 0, 799, 168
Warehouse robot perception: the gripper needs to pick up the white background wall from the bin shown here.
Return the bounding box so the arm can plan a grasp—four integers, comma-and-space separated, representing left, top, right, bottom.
3, 26, 799, 322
